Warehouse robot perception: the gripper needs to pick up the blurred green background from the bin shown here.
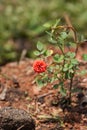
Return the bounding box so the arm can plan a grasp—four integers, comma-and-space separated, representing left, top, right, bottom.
0, 0, 87, 65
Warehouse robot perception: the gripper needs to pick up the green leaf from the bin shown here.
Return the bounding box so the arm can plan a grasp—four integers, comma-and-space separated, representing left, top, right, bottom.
36, 78, 47, 87
40, 49, 46, 55
60, 32, 68, 40
65, 72, 70, 79
53, 84, 60, 89
50, 77, 56, 83
44, 50, 53, 57
43, 20, 59, 29
69, 69, 74, 74
52, 19, 60, 33
53, 54, 59, 61
58, 37, 64, 45
34, 50, 40, 56
68, 64, 73, 69
63, 64, 69, 71
66, 42, 75, 47
46, 31, 52, 37
37, 41, 44, 51
36, 79, 44, 87
53, 54, 64, 63
71, 59, 78, 65
47, 66, 54, 73
60, 86, 66, 96
53, 19, 60, 28
49, 37, 57, 44
55, 65, 60, 69
43, 22, 52, 28
66, 52, 75, 58
82, 54, 87, 61
42, 76, 48, 82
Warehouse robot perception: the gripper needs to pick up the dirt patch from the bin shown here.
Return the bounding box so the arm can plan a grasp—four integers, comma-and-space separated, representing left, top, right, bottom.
0, 58, 87, 130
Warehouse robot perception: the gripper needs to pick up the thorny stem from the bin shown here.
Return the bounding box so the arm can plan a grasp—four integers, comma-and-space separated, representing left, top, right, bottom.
52, 25, 77, 42
66, 26, 79, 58
52, 25, 79, 56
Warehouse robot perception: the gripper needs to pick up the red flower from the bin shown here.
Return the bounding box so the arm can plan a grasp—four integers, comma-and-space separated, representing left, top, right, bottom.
33, 60, 47, 73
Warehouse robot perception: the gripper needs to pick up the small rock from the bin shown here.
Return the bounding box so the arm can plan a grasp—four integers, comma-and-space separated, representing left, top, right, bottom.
82, 78, 87, 83
0, 107, 35, 130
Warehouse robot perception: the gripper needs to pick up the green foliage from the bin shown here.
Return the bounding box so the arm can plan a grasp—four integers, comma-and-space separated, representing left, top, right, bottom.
0, 42, 17, 64
53, 54, 64, 63
34, 41, 53, 57
37, 41, 44, 51
60, 85, 66, 96
1, 0, 87, 64
34, 20, 82, 103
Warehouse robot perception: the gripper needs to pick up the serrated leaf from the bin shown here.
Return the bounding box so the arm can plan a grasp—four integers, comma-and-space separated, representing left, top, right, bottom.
37, 41, 44, 51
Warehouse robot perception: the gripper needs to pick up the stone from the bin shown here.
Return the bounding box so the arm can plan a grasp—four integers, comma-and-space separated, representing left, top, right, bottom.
0, 107, 35, 130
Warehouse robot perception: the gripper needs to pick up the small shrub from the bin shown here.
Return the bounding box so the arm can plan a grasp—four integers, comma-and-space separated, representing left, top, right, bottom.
33, 20, 84, 105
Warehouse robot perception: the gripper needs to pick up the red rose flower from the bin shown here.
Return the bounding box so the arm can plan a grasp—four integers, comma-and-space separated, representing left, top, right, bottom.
33, 60, 47, 73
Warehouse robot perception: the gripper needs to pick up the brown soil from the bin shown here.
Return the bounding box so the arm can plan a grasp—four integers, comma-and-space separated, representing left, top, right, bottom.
0, 46, 87, 130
